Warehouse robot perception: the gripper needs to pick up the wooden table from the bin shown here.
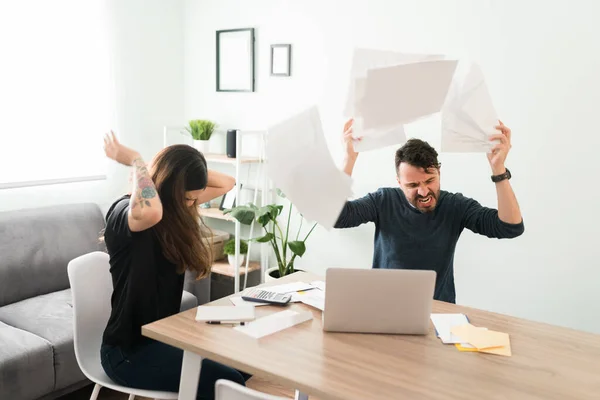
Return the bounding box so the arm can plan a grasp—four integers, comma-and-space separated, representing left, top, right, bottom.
142, 271, 600, 400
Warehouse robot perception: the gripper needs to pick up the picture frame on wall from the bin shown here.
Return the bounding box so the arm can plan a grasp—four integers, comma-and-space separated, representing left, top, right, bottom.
270, 44, 291, 76
216, 28, 255, 92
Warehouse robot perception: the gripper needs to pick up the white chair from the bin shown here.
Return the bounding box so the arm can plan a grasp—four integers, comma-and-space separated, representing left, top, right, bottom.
67, 251, 178, 400
215, 379, 289, 400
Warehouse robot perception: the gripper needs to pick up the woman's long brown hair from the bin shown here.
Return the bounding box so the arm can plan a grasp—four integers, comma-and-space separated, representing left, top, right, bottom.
149, 145, 211, 279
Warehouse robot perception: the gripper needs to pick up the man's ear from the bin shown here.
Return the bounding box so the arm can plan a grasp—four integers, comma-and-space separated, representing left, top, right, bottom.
396, 176, 401, 186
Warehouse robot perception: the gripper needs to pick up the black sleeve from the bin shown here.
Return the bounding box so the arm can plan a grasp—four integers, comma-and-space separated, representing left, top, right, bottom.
458, 193, 524, 238
104, 197, 133, 250
334, 190, 382, 229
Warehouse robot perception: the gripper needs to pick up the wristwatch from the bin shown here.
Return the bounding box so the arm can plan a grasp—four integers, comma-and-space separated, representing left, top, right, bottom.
491, 168, 511, 183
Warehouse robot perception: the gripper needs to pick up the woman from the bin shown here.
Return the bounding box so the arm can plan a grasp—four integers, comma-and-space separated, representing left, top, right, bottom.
100, 131, 248, 399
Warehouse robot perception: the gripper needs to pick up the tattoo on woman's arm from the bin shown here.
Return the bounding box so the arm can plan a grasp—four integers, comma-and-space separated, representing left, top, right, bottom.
131, 158, 157, 209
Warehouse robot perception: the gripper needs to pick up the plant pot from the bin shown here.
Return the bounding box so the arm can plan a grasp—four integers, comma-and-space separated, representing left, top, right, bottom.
193, 139, 210, 154
227, 254, 245, 269
265, 266, 305, 282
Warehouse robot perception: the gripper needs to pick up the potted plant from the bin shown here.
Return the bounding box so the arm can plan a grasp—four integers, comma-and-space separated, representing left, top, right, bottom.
184, 119, 216, 153
223, 237, 248, 268
224, 189, 317, 281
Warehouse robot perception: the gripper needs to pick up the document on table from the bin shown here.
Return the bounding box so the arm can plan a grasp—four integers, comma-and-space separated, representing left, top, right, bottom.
234, 310, 313, 339
430, 313, 470, 344
266, 106, 353, 229
267, 281, 316, 294
291, 288, 325, 311
195, 305, 255, 322
356, 59, 458, 130
451, 323, 512, 356
440, 62, 499, 153
229, 296, 269, 307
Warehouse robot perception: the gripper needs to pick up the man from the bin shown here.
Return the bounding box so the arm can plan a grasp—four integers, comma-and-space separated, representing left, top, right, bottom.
335, 119, 524, 303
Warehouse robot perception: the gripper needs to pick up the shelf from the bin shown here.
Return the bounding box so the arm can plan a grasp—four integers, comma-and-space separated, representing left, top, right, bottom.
200, 207, 235, 222
204, 153, 262, 165
211, 259, 261, 277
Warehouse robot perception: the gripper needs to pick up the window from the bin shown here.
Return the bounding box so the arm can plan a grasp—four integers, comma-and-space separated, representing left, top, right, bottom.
0, 1, 113, 188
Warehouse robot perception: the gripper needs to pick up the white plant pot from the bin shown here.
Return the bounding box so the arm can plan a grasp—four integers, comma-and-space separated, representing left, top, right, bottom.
265, 267, 279, 283
228, 254, 245, 268
265, 266, 305, 282
193, 139, 210, 154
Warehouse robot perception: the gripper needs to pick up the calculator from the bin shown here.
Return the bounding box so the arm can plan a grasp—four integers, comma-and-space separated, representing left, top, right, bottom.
241, 289, 292, 305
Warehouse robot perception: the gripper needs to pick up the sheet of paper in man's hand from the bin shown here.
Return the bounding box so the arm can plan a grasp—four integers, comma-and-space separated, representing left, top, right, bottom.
266, 106, 353, 229
344, 48, 446, 118
344, 49, 444, 151
441, 62, 498, 153
356, 59, 458, 130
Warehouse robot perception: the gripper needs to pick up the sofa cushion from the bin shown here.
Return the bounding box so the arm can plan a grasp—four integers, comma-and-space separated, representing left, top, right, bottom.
0, 203, 106, 307
0, 321, 55, 400
0, 288, 197, 393
0, 289, 85, 391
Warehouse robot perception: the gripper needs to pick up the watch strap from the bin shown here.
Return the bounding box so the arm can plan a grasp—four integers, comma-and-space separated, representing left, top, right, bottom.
491, 168, 511, 183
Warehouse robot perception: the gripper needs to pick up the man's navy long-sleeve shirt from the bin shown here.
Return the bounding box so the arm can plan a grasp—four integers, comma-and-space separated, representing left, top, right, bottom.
334, 188, 524, 303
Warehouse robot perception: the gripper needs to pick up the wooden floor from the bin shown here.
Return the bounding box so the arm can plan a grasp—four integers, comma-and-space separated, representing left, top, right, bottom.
58, 376, 296, 399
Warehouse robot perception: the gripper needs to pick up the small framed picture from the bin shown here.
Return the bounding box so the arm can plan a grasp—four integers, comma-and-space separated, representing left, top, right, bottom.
270, 44, 291, 77
219, 184, 242, 210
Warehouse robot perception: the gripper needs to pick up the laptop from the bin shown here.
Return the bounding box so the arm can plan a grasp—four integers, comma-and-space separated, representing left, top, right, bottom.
322, 268, 436, 334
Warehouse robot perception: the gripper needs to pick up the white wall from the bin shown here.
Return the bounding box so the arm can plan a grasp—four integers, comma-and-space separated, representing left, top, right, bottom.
184, 0, 600, 333
0, 0, 185, 215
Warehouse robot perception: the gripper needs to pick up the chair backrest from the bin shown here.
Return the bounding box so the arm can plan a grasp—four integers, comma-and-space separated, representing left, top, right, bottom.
67, 251, 113, 376
215, 380, 288, 400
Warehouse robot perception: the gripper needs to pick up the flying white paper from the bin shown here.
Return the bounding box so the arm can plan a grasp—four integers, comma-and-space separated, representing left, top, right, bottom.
441, 62, 499, 153
343, 48, 446, 118
267, 106, 353, 229
356, 59, 459, 130
343, 49, 445, 151
353, 124, 407, 152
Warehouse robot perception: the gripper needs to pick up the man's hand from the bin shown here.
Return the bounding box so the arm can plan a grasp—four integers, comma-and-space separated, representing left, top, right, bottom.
341, 118, 362, 177
103, 131, 140, 167
487, 121, 512, 175
342, 118, 361, 161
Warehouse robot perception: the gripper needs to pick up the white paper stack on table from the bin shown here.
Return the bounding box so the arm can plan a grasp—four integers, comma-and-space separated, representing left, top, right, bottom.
344, 48, 456, 152
440, 62, 499, 153
267, 106, 353, 229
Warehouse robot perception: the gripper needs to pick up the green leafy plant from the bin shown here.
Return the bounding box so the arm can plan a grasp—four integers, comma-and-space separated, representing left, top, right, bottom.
223, 238, 248, 255
185, 119, 216, 141
223, 189, 317, 278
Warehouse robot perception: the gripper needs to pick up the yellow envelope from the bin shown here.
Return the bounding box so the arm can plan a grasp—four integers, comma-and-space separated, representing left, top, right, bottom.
451, 323, 512, 357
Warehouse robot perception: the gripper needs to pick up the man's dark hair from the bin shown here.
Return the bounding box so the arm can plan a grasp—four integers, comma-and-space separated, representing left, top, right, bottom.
395, 138, 441, 173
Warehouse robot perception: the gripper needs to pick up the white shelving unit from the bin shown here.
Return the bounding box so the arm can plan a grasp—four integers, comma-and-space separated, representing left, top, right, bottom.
162, 126, 270, 294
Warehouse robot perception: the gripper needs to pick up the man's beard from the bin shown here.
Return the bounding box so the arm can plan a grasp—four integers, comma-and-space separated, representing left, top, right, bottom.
411, 190, 438, 213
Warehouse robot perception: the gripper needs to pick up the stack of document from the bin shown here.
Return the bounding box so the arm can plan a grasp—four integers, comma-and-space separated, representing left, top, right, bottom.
451, 323, 511, 356
430, 314, 511, 356
267, 106, 353, 229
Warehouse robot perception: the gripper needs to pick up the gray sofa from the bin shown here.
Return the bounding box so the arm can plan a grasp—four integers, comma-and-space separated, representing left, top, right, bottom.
0, 203, 209, 400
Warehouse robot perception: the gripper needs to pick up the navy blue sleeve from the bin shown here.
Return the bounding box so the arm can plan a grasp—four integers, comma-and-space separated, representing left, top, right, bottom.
456, 193, 524, 238
334, 189, 382, 228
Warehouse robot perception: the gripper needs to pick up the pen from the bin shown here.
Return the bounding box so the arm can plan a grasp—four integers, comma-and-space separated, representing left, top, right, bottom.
206, 321, 246, 326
